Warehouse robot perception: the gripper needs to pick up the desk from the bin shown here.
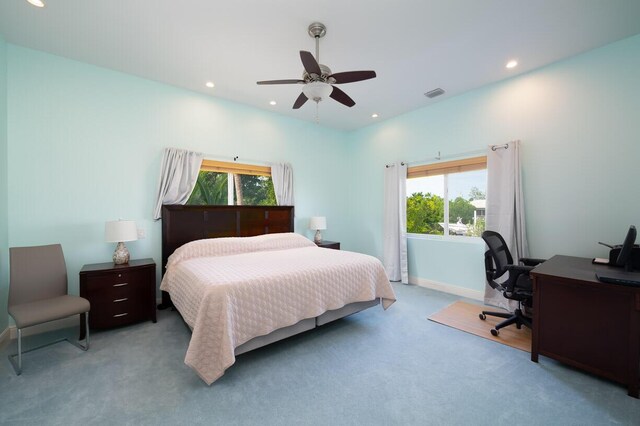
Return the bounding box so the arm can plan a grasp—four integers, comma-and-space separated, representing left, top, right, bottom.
530, 255, 640, 398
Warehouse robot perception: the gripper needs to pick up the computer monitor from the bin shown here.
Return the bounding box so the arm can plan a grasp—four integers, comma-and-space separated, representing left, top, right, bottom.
616, 225, 637, 271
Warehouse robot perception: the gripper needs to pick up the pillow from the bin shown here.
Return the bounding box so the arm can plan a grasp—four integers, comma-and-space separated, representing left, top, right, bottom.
166, 232, 315, 269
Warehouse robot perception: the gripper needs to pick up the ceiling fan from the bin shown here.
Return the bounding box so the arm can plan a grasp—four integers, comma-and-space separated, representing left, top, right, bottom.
257, 22, 376, 110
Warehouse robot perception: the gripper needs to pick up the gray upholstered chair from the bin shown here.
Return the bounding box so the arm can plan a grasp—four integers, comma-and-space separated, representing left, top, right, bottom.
8, 244, 90, 375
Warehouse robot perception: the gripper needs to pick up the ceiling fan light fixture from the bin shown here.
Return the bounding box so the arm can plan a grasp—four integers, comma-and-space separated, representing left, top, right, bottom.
302, 81, 332, 103
27, 0, 45, 7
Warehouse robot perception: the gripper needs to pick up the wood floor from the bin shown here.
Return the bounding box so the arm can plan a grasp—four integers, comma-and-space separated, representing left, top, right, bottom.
428, 300, 531, 352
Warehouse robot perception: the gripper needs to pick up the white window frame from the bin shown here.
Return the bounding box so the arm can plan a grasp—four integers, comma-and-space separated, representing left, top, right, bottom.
406, 156, 487, 241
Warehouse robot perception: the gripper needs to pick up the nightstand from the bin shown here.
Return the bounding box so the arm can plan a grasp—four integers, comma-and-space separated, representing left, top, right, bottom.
315, 240, 340, 250
79, 258, 156, 334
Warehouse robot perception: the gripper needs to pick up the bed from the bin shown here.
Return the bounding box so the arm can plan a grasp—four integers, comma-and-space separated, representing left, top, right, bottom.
159, 205, 396, 384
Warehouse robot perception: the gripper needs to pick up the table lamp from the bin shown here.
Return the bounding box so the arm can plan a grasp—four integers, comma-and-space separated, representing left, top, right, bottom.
309, 216, 327, 244
105, 220, 138, 264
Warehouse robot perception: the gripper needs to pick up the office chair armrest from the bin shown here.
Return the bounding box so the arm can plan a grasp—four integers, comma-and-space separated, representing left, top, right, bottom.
505, 264, 535, 274
519, 257, 546, 267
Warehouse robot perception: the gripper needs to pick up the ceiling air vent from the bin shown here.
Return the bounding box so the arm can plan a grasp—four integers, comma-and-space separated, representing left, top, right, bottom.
425, 88, 445, 98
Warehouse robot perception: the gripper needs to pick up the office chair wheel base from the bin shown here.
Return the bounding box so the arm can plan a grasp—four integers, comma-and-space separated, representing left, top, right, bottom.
490, 329, 499, 337
479, 313, 486, 320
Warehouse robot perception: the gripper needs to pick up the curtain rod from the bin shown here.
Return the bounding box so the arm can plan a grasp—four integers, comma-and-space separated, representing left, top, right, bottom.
385, 141, 516, 168
385, 162, 406, 168
406, 148, 486, 166
203, 153, 273, 166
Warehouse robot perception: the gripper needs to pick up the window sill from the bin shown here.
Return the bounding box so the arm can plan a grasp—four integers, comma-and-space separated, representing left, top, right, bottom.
406, 233, 485, 245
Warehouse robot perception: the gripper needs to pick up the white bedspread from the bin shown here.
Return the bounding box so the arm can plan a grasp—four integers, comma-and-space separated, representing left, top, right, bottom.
160, 233, 396, 385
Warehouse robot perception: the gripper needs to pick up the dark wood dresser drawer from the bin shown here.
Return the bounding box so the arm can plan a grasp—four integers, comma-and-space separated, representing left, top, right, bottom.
79, 258, 156, 331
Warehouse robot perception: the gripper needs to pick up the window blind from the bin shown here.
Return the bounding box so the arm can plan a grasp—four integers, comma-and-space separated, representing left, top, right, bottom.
407, 156, 487, 179
200, 160, 271, 176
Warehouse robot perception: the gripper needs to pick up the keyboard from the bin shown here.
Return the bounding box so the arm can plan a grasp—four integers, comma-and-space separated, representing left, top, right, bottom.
596, 273, 640, 287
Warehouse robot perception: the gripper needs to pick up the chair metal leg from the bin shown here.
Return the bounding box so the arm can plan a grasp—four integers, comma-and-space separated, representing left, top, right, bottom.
68, 312, 90, 351
7, 313, 91, 376
86, 312, 90, 350
18, 328, 22, 373
8, 328, 23, 375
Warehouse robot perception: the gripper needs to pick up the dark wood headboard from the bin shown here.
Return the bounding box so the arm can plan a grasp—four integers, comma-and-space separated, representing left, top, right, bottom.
158, 204, 294, 309
161, 204, 295, 271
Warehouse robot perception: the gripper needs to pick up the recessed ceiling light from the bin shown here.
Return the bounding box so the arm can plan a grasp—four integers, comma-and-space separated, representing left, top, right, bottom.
205, 82, 215, 88
27, 0, 45, 7
506, 60, 518, 69
269, 101, 277, 106
371, 113, 379, 118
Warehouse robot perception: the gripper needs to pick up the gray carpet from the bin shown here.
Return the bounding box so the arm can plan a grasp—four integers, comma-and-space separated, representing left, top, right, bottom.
0, 283, 638, 425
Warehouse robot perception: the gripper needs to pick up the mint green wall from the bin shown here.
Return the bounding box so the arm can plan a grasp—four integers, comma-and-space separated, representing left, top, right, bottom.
3, 45, 351, 327
2, 34, 640, 328
0, 35, 8, 331
348, 34, 640, 294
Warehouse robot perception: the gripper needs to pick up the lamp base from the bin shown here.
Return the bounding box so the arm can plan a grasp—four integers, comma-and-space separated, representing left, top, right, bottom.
314, 230, 323, 244
113, 242, 130, 265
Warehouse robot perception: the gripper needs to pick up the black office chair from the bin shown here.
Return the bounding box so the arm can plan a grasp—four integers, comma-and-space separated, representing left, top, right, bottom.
479, 230, 545, 336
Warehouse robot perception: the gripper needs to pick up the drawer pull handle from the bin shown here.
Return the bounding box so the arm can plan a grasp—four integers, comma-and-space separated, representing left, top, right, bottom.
113, 313, 128, 318
113, 283, 128, 287
118, 274, 122, 278
113, 298, 128, 303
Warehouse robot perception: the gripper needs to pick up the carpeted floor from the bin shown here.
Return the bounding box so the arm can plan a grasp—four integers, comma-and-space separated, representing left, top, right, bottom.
1, 283, 639, 425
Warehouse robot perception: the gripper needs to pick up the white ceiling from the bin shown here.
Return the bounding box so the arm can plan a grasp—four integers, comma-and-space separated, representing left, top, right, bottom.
1, 0, 640, 130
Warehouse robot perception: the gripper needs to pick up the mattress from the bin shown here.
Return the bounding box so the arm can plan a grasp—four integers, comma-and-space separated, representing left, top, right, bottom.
160, 233, 396, 384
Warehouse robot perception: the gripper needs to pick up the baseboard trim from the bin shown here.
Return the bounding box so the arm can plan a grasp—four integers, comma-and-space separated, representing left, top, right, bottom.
0, 327, 9, 349
8, 316, 79, 339
409, 276, 484, 301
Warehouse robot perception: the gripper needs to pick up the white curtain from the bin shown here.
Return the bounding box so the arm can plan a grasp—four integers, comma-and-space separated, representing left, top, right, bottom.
153, 148, 204, 220
484, 140, 529, 309
383, 162, 409, 283
272, 162, 294, 206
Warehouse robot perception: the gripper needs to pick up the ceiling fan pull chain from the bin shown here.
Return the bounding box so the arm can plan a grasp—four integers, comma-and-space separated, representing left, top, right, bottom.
315, 102, 319, 124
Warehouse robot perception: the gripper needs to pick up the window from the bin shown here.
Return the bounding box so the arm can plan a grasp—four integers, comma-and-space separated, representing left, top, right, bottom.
406, 156, 487, 237
187, 160, 277, 206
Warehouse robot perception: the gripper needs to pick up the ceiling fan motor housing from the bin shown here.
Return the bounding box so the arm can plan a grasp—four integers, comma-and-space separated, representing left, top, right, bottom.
303, 64, 333, 83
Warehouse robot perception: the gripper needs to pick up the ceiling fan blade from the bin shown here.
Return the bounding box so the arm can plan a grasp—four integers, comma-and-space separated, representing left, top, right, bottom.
257, 79, 304, 85
329, 71, 377, 84
292, 92, 308, 109
330, 86, 355, 107
300, 51, 321, 76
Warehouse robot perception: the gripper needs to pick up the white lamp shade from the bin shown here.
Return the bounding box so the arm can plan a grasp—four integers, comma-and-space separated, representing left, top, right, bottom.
302, 82, 333, 102
309, 216, 327, 231
105, 220, 138, 243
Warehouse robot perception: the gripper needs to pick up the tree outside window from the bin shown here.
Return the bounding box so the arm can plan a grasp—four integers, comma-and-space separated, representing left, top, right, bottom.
406, 159, 486, 237
187, 160, 277, 206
